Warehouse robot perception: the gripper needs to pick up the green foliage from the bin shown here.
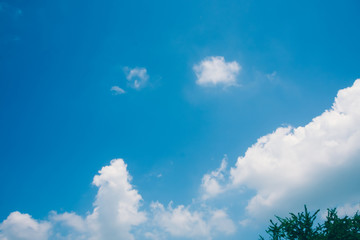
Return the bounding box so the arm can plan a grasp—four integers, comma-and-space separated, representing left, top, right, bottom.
260, 205, 360, 240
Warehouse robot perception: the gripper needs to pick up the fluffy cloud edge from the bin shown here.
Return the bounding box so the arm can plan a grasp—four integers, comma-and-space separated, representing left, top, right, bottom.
201, 79, 360, 222
201, 157, 228, 200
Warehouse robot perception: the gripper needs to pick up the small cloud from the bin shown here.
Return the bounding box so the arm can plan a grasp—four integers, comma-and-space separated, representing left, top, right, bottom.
15, 8, 22, 17
193, 56, 241, 87
110, 86, 126, 95
239, 218, 252, 227
0, 2, 22, 19
124, 67, 149, 89
266, 71, 277, 82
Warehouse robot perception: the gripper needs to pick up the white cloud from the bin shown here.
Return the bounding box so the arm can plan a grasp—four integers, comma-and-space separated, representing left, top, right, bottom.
201, 157, 228, 200
125, 67, 149, 89
110, 86, 126, 95
0, 212, 51, 240
150, 202, 235, 239
87, 159, 147, 240
193, 56, 241, 87
226, 79, 360, 220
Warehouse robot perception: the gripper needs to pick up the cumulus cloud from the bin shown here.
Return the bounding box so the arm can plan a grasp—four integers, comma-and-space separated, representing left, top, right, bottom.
87, 159, 147, 240
150, 202, 235, 239
125, 67, 149, 89
220, 79, 360, 220
0, 212, 51, 240
193, 56, 241, 87
110, 86, 126, 95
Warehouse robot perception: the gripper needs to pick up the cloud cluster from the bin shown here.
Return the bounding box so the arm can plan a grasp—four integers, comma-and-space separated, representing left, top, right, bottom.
0, 159, 234, 240
193, 56, 241, 87
2, 80, 360, 239
110, 67, 149, 95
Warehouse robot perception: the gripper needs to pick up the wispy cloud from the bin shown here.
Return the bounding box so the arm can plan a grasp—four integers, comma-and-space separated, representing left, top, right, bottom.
193, 56, 241, 87
0, 2, 22, 44
266, 71, 277, 82
110, 86, 126, 95
124, 67, 149, 89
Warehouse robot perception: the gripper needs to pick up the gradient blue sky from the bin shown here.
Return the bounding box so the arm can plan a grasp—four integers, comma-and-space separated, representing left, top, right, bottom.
1, 0, 360, 239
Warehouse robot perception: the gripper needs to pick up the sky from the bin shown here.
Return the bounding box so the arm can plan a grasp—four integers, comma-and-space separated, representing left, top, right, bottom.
1, 0, 360, 239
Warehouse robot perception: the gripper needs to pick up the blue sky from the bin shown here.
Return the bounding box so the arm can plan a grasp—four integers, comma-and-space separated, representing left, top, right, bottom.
1, 0, 360, 239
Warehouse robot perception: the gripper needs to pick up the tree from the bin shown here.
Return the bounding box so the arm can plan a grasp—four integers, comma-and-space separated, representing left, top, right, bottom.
260, 205, 360, 240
